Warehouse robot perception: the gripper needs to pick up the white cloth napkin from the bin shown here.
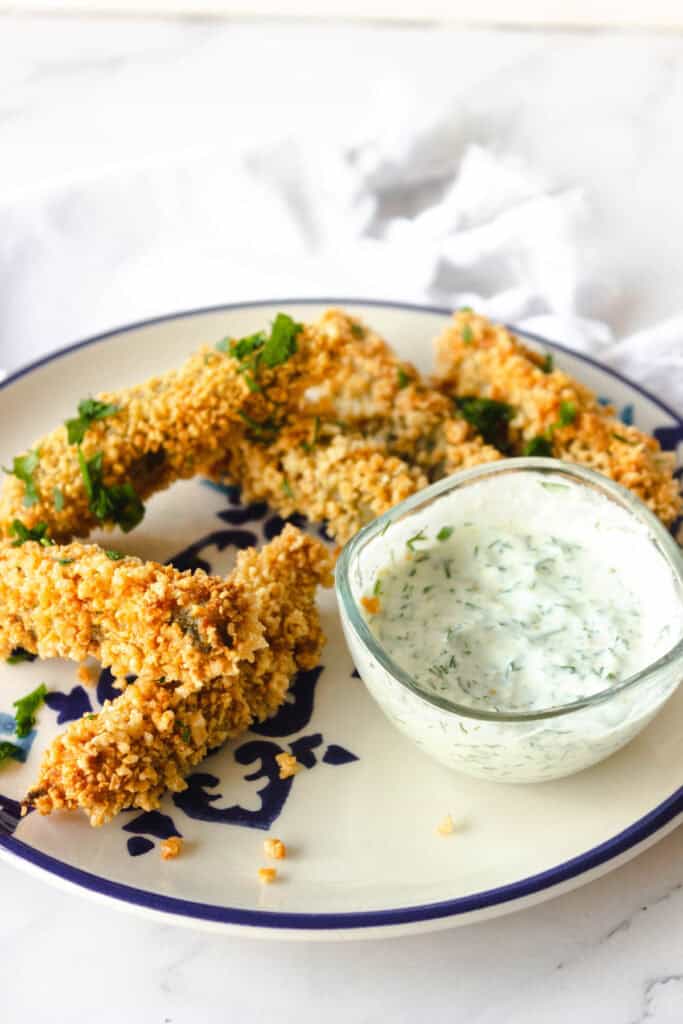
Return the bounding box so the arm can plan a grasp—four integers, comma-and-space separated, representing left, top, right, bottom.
0, 126, 680, 414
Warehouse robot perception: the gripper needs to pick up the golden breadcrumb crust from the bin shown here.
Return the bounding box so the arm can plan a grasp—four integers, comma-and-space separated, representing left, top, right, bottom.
309, 309, 502, 478
434, 310, 682, 527
0, 317, 341, 543
0, 542, 263, 697
210, 429, 427, 546
24, 526, 332, 825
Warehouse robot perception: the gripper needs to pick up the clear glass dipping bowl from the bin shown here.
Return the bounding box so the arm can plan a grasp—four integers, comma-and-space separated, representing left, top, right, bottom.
336, 458, 683, 783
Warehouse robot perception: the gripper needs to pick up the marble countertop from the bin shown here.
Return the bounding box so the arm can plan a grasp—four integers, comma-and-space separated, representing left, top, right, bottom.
1, 15, 682, 1023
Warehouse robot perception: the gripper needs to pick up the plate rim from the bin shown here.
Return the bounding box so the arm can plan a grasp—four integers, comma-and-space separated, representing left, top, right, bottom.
1, 295, 681, 935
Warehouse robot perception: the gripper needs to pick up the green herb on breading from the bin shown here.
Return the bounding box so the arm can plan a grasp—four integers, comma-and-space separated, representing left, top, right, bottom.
77, 449, 144, 532
455, 396, 514, 450
3, 450, 40, 507
65, 398, 121, 446
9, 520, 53, 547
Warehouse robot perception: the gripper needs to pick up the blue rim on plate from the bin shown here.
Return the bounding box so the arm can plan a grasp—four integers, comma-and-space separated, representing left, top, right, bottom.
1, 297, 681, 932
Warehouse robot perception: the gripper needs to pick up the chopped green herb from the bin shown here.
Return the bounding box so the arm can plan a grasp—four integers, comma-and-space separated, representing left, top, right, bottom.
6, 647, 37, 665
558, 401, 577, 427
105, 549, 125, 560
350, 322, 366, 339
461, 323, 474, 344
455, 396, 514, 450
9, 519, 53, 547
380, 519, 393, 537
373, 578, 382, 597
437, 526, 454, 542
282, 478, 294, 499
3, 449, 40, 507
181, 725, 191, 744
77, 449, 144, 532
0, 741, 22, 765
523, 436, 553, 457
397, 367, 410, 389
65, 398, 121, 446
85, 713, 97, 720
228, 332, 265, 358
53, 486, 64, 512
261, 313, 302, 368
459, 306, 473, 313
57, 558, 74, 566
13, 683, 47, 738
541, 354, 554, 374
406, 530, 427, 552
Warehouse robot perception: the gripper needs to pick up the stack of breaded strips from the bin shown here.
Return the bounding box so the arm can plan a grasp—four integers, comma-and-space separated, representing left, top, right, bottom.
0, 308, 679, 826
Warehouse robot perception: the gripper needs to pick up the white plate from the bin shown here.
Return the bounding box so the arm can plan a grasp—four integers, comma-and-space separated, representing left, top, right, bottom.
0, 299, 681, 941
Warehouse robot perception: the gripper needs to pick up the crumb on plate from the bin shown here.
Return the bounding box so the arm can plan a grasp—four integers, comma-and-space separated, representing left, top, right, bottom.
437, 814, 455, 836
264, 837, 287, 860
258, 867, 277, 884
160, 836, 183, 860
276, 752, 301, 780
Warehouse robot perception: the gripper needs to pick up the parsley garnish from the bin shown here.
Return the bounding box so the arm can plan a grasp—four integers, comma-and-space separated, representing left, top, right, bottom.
437, 526, 454, 542
455, 397, 514, 450
9, 520, 53, 547
3, 449, 40, 507
397, 367, 411, 389
406, 530, 427, 551
558, 401, 577, 427
105, 549, 125, 560
523, 436, 554, 457
65, 398, 121, 446
282, 478, 294, 499
53, 486, 64, 512
6, 647, 37, 665
57, 558, 74, 566
373, 578, 382, 597
541, 354, 554, 374
77, 449, 144, 532
350, 322, 366, 339
462, 323, 474, 344
261, 313, 302, 367
459, 306, 473, 313
181, 725, 191, 744
13, 683, 47, 738
0, 741, 22, 765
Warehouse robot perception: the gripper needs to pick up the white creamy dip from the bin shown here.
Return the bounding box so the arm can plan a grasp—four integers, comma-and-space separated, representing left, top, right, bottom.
342, 465, 683, 782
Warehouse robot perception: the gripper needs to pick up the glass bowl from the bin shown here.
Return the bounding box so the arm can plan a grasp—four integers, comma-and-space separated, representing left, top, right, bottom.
336, 458, 683, 783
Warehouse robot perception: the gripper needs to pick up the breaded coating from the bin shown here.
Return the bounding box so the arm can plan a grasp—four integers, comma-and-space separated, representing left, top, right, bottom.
434, 310, 682, 527
210, 428, 427, 545
25, 526, 333, 825
0, 316, 339, 543
0, 542, 263, 698
310, 309, 502, 478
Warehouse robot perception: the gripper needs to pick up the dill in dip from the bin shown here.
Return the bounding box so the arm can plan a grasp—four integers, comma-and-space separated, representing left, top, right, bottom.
364, 473, 682, 714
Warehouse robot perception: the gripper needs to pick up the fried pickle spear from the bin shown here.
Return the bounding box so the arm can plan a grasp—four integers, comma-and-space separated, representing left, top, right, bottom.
210, 429, 428, 546
309, 309, 502, 479
24, 526, 333, 825
0, 539, 265, 697
0, 314, 335, 543
433, 310, 682, 527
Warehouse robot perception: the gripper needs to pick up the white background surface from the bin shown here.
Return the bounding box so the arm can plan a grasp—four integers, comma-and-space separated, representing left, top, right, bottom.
1, 12, 683, 1022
